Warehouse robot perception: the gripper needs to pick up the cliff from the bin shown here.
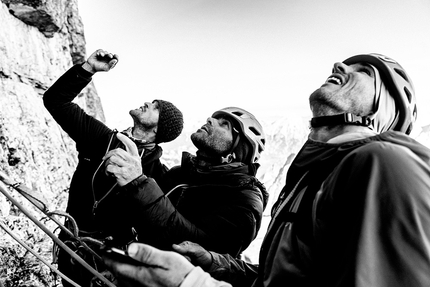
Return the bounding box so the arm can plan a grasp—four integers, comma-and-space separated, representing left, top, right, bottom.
0, 0, 104, 285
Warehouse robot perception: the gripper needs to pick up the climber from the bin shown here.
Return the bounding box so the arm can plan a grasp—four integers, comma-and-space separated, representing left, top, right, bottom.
103, 106, 269, 257
105, 53, 430, 287
44, 48, 183, 287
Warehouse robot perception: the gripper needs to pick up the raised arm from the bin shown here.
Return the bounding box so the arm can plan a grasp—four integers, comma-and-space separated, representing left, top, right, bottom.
43, 49, 118, 147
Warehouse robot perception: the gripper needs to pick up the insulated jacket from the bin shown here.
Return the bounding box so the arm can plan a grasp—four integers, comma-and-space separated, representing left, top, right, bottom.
123, 151, 269, 257
44, 64, 170, 287
43, 64, 168, 239
207, 131, 430, 287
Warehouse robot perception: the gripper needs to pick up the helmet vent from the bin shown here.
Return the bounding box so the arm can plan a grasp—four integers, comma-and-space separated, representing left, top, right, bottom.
232, 111, 245, 118
404, 87, 412, 103
394, 68, 409, 82
249, 126, 262, 136
258, 144, 264, 154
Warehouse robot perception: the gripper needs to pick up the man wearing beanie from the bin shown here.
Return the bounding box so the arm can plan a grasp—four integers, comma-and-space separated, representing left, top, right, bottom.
43, 49, 183, 287
103, 106, 269, 264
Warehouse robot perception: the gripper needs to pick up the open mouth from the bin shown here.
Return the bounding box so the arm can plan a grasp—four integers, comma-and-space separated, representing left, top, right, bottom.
326, 76, 342, 85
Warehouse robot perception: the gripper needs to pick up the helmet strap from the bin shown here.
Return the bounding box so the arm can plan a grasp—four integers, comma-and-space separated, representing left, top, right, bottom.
220, 153, 236, 164
217, 126, 241, 164
310, 113, 373, 128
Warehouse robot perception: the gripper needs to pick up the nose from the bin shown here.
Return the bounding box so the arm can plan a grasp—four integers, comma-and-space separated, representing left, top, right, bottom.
332, 62, 349, 74
207, 117, 221, 126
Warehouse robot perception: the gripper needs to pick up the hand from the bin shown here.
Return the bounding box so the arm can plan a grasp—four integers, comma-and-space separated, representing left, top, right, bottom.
103, 243, 194, 287
172, 241, 213, 270
83, 49, 119, 74
103, 133, 142, 186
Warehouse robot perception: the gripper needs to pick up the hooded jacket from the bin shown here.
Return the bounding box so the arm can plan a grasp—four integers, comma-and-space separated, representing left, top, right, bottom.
123, 151, 269, 257
206, 131, 430, 287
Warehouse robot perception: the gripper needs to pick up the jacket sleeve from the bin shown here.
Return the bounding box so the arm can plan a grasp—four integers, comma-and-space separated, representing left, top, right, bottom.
313, 141, 430, 287
124, 176, 212, 246
180, 267, 232, 287
43, 64, 111, 150
205, 252, 258, 287
128, 175, 266, 256
219, 187, 263, 255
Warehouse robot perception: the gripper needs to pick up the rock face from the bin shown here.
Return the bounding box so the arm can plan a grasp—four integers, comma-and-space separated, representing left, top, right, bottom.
0, 0, 105, 206
0, 0, 104, 285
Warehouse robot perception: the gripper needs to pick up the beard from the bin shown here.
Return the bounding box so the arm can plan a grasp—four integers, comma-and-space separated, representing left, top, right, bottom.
191, 131, 232, 157
129, 111, 158, 129
309, 87, 344, 116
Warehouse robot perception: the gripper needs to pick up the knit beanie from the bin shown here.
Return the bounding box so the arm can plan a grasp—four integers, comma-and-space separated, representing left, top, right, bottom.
154, 99, 184, 143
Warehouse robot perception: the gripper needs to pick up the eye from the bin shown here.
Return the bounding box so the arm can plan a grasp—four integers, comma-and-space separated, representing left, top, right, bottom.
359, 67, 373, 76
219, 118, 230, 127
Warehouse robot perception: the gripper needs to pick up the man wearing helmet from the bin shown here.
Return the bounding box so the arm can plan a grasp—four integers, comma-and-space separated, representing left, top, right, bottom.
103, 106, 268, 258
191, 107, 265, 165
104, 53, 430, 287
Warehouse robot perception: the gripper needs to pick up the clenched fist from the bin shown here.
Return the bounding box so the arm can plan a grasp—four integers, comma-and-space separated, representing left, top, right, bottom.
82, 49, 119, 74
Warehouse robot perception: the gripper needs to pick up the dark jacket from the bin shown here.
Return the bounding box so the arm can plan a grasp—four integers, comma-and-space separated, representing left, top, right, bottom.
43, 64, 168, 240
124, 152, 269, 257
208, 131, 430, 287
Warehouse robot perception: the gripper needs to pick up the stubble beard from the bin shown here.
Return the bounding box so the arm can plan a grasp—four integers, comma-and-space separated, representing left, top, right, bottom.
309, 88, 344, 117
191, 131, 232, 157
130, 110, 158, 130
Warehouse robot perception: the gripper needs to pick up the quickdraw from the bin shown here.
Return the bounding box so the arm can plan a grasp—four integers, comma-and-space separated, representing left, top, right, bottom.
0, 171, 116, 287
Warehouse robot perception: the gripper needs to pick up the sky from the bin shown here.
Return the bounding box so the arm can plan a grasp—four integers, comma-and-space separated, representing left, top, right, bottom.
77, 0, 430, 135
